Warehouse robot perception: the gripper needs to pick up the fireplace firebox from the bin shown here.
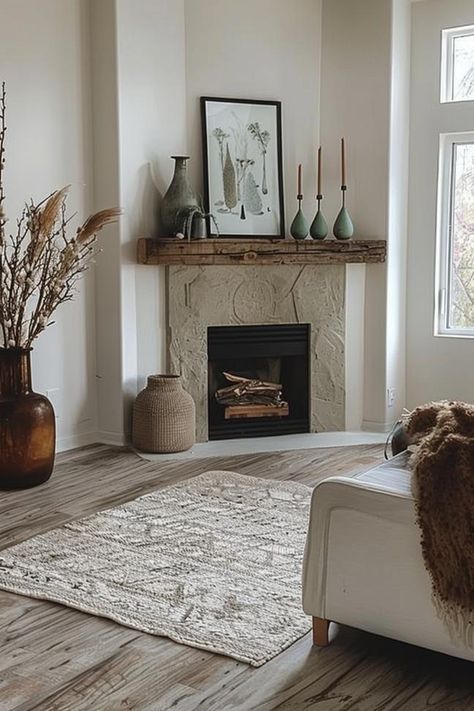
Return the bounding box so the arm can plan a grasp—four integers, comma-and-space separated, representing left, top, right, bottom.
207, 324, 310, 440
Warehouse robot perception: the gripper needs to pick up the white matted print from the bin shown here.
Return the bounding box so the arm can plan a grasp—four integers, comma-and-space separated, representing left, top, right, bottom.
201, 97, 285, 238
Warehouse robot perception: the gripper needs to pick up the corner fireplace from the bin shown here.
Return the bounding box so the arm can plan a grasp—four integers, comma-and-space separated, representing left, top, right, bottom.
207, 324, 310, 440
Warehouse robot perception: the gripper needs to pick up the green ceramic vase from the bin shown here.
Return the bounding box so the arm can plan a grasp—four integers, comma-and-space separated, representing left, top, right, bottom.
333, 206, 354, 240
290, 199, 309, 240
310, 198, 328, 240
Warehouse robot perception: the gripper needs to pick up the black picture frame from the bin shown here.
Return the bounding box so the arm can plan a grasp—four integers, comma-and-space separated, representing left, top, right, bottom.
201, 96, 285, 239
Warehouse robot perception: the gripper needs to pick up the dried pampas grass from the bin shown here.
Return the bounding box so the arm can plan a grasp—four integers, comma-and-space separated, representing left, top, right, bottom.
77, 208, 123, 245
39, 186, 71, 236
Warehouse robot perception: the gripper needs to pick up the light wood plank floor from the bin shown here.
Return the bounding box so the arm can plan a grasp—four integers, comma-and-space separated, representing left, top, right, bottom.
0, 444, 473, 710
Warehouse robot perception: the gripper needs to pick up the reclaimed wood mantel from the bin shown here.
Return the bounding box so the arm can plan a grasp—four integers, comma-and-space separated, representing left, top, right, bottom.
137, 237, 386, 266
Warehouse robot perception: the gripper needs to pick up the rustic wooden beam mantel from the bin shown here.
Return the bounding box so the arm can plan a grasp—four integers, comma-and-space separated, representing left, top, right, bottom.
137, 237, 386, 266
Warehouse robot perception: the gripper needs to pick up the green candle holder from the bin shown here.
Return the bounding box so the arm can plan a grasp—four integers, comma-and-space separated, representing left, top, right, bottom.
290, 195, 309, 240
333, 186, 354, 240
310, 194, 328, 240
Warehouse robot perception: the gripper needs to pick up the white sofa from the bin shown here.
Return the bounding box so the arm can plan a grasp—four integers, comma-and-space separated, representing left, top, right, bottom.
302, 452, 474, 661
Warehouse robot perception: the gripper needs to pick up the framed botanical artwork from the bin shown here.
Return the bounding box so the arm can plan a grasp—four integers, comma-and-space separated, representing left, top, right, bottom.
201, 97, 285, 239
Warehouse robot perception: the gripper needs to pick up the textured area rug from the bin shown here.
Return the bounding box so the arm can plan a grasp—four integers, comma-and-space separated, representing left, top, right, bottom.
0, 471, 312, 666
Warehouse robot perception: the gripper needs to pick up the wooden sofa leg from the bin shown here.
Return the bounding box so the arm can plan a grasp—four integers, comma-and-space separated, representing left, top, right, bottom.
312, 616, 330, 646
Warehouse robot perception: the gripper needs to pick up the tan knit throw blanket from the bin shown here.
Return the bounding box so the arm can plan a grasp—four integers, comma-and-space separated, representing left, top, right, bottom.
404, 401, 474, 646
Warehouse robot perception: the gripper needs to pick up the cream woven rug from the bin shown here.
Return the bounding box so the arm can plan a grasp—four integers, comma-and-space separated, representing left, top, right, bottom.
0, 471, 312, 667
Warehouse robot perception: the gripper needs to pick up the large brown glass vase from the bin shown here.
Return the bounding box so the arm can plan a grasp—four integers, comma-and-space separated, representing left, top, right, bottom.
0, 348, 55, 489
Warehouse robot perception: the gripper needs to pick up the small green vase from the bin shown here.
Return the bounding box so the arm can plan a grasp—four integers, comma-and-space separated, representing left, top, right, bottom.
333, 206, 354, 240
290, 198, 309, 240
310, 197, 328, 240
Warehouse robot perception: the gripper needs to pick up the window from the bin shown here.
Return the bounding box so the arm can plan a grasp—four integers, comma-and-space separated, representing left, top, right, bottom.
441, 25, 474, 102
436, 133, 474, 336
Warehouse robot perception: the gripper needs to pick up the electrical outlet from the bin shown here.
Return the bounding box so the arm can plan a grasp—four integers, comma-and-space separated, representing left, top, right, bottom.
387, 387, 396, 408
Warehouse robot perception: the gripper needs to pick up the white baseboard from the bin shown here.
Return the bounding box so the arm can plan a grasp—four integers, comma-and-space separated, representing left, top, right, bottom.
361, 419, 395, 434
97, 430, 127, 447
56, 431, 99, 453
56, 429, 127, 453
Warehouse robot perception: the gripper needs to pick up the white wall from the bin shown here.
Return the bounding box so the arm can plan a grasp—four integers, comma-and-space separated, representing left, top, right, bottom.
385, 0, 411, 423
116, 0, 187, 435
93, 0, 409, 441
345, 265, 366, 430
184, 0, 322, 228
0, 0, 188, 450
89, 0, 187, 444
90, 0, 323, 445
0, 0, 97, 451
320, 0, 392, 430
407, 0, 474, 408
0, 0, 414, 448
89, 0, 123, 445
320, 0, 411, 431
98, 0, 323, 441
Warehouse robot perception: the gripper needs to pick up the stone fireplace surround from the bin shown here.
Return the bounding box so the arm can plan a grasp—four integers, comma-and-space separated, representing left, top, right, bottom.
168, 264, 345, 443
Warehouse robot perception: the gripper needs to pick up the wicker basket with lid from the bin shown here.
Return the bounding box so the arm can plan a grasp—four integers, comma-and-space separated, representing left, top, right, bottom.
132, 375, 195, 453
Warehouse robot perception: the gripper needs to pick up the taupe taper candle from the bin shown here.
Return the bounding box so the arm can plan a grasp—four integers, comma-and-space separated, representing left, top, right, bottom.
317, 147, 322, 195
341, 138, 346, 186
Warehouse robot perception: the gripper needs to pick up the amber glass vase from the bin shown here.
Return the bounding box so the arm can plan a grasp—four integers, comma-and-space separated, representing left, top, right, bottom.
0, 348, 55, 489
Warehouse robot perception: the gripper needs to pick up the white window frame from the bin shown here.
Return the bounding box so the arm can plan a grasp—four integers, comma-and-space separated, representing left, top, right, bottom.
441, 24, 474, 103
435, 131, 474, 338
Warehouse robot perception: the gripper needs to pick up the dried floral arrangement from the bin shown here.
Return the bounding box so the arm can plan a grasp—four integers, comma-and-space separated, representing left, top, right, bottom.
0, 83, 121, 349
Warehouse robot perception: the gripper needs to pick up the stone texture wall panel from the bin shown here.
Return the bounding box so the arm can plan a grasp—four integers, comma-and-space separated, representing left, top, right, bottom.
168, 265, 345, 441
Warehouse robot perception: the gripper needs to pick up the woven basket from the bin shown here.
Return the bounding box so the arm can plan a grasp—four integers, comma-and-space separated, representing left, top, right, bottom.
132, 375, 195, 453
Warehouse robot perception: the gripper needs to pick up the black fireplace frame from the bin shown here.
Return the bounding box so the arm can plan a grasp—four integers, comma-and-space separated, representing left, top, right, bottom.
207, 324, 311, 440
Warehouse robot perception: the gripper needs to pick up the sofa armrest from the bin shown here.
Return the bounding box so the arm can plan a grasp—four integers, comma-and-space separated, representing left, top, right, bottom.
302, 473, 414, 619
